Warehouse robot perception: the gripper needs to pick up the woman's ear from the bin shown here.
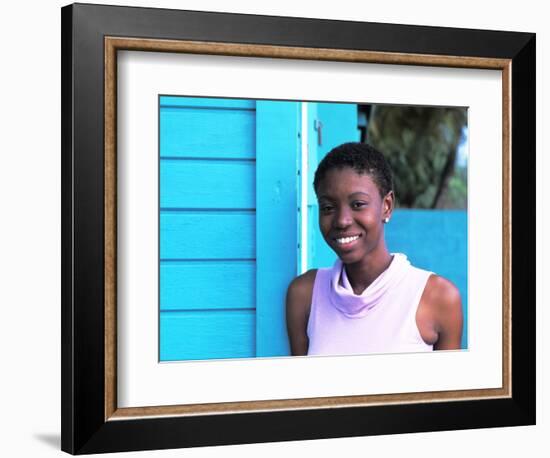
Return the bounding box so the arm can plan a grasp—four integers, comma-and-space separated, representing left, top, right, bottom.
382, 190, 394, 222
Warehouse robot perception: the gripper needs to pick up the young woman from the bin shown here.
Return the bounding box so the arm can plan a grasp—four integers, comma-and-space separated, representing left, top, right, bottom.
286, 142, 463, 356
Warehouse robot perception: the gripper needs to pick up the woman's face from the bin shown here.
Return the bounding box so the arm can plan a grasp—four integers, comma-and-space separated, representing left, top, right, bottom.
316, 167, 393, 265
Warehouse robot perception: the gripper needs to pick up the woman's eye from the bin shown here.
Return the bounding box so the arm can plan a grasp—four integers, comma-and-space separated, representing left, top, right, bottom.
351, 201, 367, 209
320, 204, 334, 213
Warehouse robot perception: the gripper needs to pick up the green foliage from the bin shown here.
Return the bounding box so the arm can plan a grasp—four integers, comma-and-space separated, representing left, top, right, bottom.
366, 105, 467, 209
439, 167, 468, 209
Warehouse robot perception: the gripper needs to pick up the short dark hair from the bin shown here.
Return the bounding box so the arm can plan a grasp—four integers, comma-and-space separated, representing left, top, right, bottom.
313, 142, 393, 198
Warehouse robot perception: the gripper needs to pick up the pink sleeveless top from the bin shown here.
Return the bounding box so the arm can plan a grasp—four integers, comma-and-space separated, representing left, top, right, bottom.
307, 253, 433, 356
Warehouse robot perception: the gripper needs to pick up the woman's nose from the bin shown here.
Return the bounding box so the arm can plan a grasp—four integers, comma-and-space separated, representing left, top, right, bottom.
333, 207, 352, 228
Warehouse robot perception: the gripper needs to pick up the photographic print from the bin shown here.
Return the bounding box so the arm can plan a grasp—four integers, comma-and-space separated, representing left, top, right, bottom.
158, 95, 468, 362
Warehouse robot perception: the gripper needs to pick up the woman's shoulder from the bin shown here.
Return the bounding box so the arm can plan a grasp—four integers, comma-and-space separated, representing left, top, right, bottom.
423, 274, 462, 313
419, 274, 463, 349
286, 269, 318, 305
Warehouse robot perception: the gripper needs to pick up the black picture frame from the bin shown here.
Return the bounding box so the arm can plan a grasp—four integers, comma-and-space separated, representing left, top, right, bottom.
61, 2, 535, 454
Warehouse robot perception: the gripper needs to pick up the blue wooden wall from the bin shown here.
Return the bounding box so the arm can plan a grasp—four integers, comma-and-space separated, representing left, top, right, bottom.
159, 97, 299, 361
160, 96, 258, 361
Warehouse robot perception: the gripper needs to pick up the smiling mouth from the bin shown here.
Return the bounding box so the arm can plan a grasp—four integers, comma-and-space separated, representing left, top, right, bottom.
333, 234, 361, 245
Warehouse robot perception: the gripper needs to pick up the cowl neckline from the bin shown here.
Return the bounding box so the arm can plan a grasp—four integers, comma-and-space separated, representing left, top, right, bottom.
329, 253, 410, 318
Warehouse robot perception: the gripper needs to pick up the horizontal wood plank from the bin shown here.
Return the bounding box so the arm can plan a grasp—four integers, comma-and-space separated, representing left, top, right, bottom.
160, 96, 255, 110
160, 106, 256, 159
160, 260, 255, 311
160, 159, 255, 209
160, 310, 256, 361
160, 211, 255, 259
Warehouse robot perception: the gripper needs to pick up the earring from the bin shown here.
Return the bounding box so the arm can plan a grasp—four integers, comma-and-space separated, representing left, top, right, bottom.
384, 217, 390, 223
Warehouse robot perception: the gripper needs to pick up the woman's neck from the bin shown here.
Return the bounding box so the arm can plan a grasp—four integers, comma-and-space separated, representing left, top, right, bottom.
343, 248, 393, 295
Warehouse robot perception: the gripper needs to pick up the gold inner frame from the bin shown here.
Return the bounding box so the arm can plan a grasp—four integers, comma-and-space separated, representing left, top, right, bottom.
104, 37, 512, 421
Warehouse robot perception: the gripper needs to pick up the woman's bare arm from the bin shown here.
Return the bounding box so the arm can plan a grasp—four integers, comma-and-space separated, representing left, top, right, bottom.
422, 275, 463, 350
285, 270, 316, 356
